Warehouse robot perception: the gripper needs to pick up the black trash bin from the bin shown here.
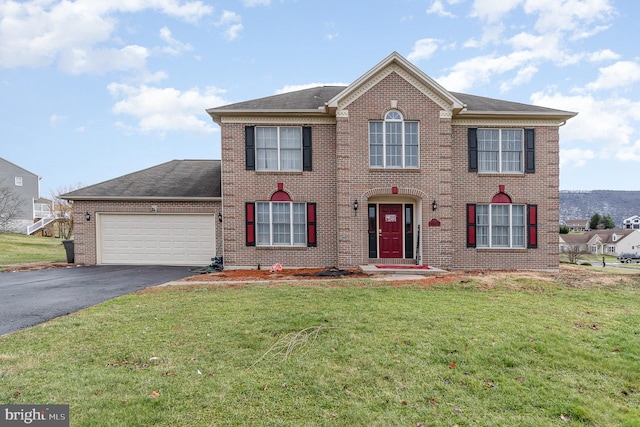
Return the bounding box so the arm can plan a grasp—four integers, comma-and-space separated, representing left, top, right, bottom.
62, 240, 74, 264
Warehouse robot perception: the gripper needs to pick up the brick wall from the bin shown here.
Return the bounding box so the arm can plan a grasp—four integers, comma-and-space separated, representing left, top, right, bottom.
450, 125, 560, 271
219, 71, 561, 272
220, 123, 338, 269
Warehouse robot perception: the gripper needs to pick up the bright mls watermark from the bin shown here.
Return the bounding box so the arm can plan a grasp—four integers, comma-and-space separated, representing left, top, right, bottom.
0, 405, 69, 427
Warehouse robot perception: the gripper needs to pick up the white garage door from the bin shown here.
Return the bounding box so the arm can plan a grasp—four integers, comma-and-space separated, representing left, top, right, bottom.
98, 214, 216, 266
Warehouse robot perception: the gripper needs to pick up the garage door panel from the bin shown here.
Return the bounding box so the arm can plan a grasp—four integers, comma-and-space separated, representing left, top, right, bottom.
99, 214, 216, 266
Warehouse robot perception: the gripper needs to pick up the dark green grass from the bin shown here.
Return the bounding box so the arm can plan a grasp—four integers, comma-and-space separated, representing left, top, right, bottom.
2, 279, 640, 426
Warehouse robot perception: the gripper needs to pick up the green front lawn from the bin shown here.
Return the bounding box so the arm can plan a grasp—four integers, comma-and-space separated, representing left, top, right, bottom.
0, 232, 66, 269
2, 275, 640, 426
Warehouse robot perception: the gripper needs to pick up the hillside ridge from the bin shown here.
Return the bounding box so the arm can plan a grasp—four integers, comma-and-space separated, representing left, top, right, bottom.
560, 190, 640, 227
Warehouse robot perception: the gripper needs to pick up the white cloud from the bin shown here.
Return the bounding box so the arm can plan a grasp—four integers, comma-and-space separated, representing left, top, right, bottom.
0, 0, 212, 71
427, 0, 455, 18
274, 83, 348, 95
49, 114, 67, 126
559, 148, 596, 168
499, 65, 537, 92
585, 61, 640, 91
440, 0, 617, 95
216, 10, 243, 41
107, 82, 227, 135
158, 27, 193, 56
531, 90, 640, 167
58, 45, 149, 74
587, 49, 619, 62
407, 39, 440, 62
241, 0, 271, 7
524, 0, 614, 38
471, 0, 523, 24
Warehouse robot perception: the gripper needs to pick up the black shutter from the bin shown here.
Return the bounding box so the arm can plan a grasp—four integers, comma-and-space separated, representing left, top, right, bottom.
525, 128, 535, 173
468, 128, 478, 172
368, 204, 377, 258
302, 126, 312, 171
245, 126, 255, 171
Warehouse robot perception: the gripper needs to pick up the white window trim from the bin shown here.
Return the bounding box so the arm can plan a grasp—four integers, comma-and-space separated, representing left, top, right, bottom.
369, 110, 419, 169
477, 128, 524, 174
476, 204, 526, 249
256, 126, 303, 172
14, 176, 23, 186
256, 201, 307, 247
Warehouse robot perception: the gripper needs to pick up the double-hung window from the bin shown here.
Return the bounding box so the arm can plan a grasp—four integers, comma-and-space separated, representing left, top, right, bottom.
475, 204, 526, 248
256, 127, 302, 171
369, 110, 419, 168
477, 129, 523, 173
256, 201, 307, 246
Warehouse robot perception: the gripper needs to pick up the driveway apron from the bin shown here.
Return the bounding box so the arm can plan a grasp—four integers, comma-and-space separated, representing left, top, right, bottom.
0, 265, 196, 336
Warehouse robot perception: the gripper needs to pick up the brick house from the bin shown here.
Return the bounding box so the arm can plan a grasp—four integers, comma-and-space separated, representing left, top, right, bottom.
65, 52, 576, 271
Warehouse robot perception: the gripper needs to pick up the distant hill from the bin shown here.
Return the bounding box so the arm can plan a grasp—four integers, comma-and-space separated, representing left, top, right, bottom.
560, 190, 640, 227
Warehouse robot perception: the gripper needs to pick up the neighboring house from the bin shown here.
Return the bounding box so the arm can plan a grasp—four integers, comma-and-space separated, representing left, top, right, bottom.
0, 156, 52, 234
64, 52, 576, 271
564, 219, 589, 232
559, 229, 640, 255
623, 215, 640, 230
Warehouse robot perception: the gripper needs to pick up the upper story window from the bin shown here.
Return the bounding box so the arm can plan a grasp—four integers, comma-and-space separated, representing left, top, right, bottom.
369, 110, 419, 168
15, 177, 23, 186
256, 127, 302, 171
245, 126, 312, 172
468, 128, 535, 174
478, 129, 523, 173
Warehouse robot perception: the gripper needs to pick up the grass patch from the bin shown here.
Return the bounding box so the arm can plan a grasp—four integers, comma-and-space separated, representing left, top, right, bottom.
0, 232, 66, 269
2, 278, 640, 426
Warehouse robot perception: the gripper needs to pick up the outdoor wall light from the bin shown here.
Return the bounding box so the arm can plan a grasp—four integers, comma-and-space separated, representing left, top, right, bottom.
432, 200, 437, 211
353, 199, 359, 211
85, 212, 91, 221
218, 212, 223, 222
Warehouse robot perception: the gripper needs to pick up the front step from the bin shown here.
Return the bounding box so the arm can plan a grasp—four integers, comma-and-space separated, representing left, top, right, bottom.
360, 264, 447, 276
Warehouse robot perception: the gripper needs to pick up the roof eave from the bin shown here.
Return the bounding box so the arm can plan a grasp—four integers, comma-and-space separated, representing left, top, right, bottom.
61, 196, 222, 202
455, 110, 578, 121
207, 108, 330, 125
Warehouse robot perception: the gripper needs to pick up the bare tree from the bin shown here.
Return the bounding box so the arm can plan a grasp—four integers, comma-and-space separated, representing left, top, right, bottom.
51, 184, 81, 240
0, 178, 23, 232
562, 245, 588, 264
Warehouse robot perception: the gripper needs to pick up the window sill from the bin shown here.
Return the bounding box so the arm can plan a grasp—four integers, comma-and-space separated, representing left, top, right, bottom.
369, 167, 421, 172
475, 247, 528, 251
255, 171, 304, 175
256, 246, 308, 250
477, 172, 525, 176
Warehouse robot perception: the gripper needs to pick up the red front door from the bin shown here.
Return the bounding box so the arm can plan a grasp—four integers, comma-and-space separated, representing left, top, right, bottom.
378, 204, 403, 258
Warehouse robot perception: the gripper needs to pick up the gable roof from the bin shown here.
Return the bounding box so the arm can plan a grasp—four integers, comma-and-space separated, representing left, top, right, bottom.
325, 51, 464, 113
62, 160, 221, 201
562, 229, 638, 246
0, 156, 40, 179
207, 51, 577, 124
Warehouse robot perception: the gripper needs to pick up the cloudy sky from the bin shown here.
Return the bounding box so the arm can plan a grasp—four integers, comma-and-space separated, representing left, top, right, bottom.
1, 0, 638, 196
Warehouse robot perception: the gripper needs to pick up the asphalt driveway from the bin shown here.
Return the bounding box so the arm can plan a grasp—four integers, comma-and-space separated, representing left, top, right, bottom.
0, 265, 196, 336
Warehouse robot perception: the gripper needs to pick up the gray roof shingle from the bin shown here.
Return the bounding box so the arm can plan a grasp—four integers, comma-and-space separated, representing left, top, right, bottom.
62, 160, 221, 200
207, 85, 574, 119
